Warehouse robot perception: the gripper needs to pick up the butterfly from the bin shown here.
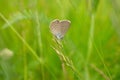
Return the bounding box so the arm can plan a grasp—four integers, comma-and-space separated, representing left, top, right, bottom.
49, 19, 71, 39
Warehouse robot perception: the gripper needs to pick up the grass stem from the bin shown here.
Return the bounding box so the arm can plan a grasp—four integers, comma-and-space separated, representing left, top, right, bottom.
0, 13, 42, 64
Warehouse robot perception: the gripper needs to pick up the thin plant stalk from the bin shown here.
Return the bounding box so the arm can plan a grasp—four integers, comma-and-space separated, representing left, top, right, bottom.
1, 61, 9, 80
87, 14, 95, 61
22, 32, 27, 80
93, 43, 112, 80
35, 12, 44, 80
23, 46, 27, 80
0, 13, 42, 64
90, 64, 110, 80
85, 13, 95, 80
52, 38, 83, 79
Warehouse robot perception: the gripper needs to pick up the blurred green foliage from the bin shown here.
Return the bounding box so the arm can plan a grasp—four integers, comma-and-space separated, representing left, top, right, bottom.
0, 0, 120, 80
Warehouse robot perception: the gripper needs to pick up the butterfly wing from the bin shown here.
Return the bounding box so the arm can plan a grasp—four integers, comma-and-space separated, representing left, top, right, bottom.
50, 19, 61, 36
50, 19, 71, 39
60, 20, 71, 38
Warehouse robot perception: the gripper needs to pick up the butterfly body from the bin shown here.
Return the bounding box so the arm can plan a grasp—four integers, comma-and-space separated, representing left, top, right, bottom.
50, 19, 71, 39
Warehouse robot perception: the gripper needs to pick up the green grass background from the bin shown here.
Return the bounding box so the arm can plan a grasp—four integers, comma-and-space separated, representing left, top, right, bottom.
0, 0, 120, 80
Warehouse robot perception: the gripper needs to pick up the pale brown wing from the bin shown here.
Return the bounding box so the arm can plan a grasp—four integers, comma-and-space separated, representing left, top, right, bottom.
49, 19, 61, 36
50, 19, 71, 39
60, 20, 71, 37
